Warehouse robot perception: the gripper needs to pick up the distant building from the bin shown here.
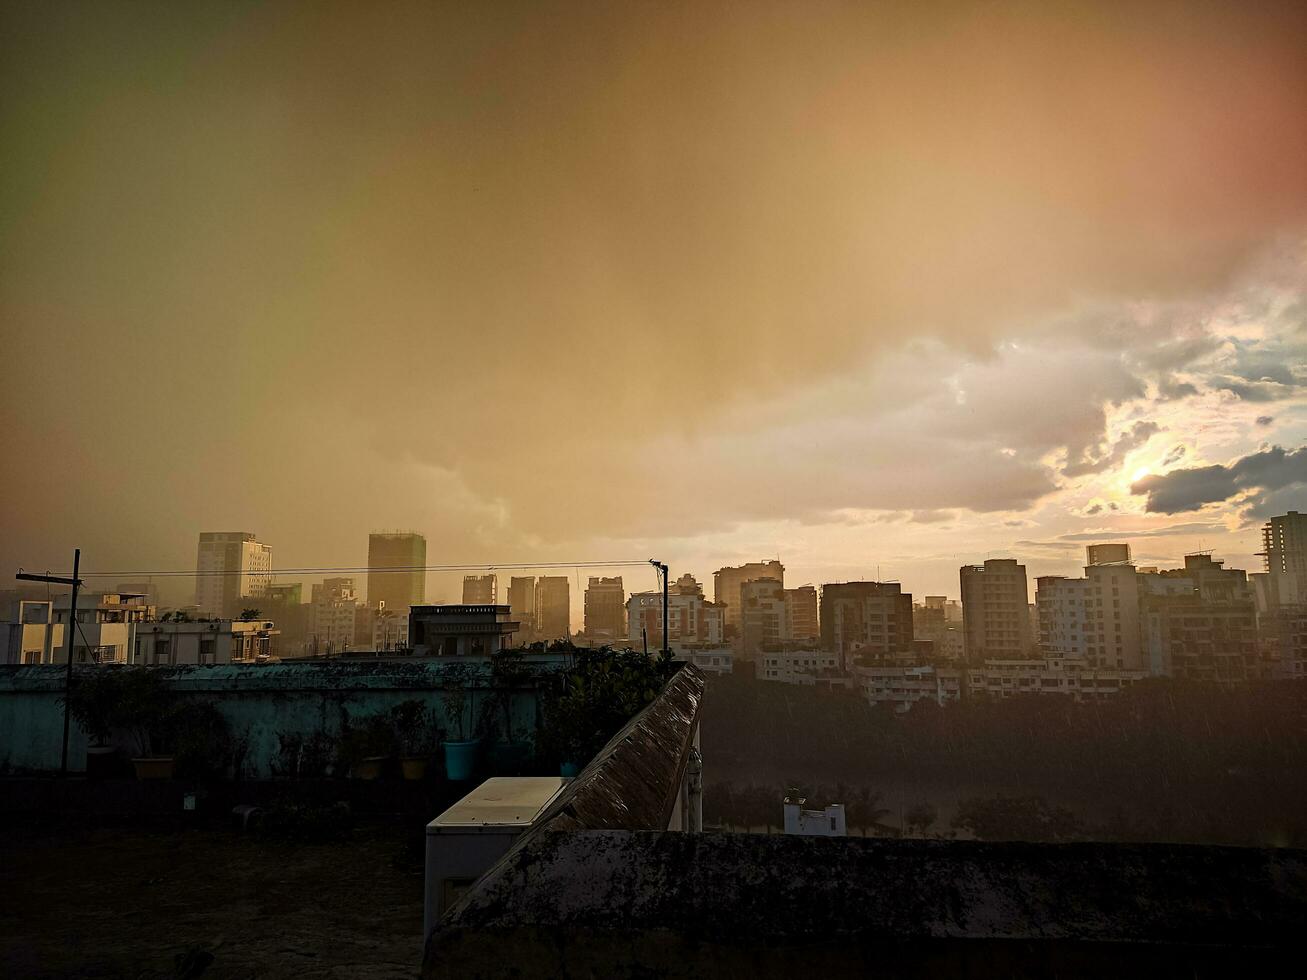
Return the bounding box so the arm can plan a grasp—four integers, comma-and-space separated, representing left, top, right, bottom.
1263, 607, 1307, 679
134, 619, 278, 665
713, 560, 784, 634
1259, 511, 1307, 610
1139, 554, 1259, 682
783, 585, 819, 642
1, 599, 65, 664
760, 649, 843, 685
534, 576, 570, 641
967, 658, 1149, 701
820, 581, 914, 670
959, 559, 1033, 662
507, 577, 537, 639
195, 532, 273, 618
914, 596, 964, 661
626, 574, 724, 650
739, 578, 789, 659
583, 577, 625, 640
1035, 575, 1090, 659
410, 605, 520, 657
367, 531, 426, 613
52, 593, 155, 664
674, 646, 734, 675
463, 574, 498, 604
262, 582, 307, 658
372, 604, 411, 652
783, 790, 846, 837
309, 577, 359, 655
855, 664, 966, 712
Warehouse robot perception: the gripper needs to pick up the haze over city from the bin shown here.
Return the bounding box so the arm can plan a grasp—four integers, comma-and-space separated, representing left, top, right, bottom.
3, 0, 1306, 602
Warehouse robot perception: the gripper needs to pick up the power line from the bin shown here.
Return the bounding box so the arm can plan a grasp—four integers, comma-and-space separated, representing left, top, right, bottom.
26, 559, 658, 580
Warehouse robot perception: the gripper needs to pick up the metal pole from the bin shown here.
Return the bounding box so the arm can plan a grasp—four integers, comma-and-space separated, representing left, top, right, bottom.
661, 563, 670, 656
61, 548, 81, 776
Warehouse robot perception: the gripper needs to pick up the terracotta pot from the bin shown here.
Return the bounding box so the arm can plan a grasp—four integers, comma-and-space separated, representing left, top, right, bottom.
400, 756, 429, 781
132, 756, 175, 780
86, 745, 118, 780
352, 756, 387, 780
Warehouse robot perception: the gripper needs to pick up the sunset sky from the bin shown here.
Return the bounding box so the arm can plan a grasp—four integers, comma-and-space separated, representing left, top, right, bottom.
3, 0, 1306, 606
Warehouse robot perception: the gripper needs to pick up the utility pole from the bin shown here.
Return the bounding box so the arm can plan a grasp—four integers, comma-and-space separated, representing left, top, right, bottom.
649, 559, 670, 657
17, 548, 83, 776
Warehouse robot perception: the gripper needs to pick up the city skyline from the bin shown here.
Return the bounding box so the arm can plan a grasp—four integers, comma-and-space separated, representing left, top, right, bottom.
2, 1, 1305, 613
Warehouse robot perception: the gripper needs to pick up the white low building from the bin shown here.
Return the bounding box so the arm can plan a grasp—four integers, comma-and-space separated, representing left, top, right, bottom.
673, 646, 733, 675
855, 664, 965, 712
1, 600, 66, 664
783, 790, 846, 837
760, 649, 843, 685
133, 619, 280, 665
53, 593, 155, 664
967, 658, 1149, 700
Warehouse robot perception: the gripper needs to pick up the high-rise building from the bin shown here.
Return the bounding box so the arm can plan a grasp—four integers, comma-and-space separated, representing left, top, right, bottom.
740, 578, 790, 659
959, 559, 1033, 662
783, 585, 819, 642
367, 532, 426, 614
584, 576, 625, 640
507, 577, 537, 639
195, 532, 273, 618
820, 581, 914, 669
713, 560, 784, 633
309, 577, 359, 655
462, 574, 498, 604
534, 576, 570, 641
1259, 511, 1307, 610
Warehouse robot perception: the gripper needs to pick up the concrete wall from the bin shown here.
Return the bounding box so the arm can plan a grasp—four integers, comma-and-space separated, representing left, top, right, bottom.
0, 659, 563, 776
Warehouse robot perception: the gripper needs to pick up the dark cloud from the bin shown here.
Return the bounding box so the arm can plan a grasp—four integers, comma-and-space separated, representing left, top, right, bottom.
1256, 415, 1275, 426
1056, 522, 1226, 541
1063, 421, 1161, 478
1162, 444, 1188, 467
1132, 446, 1307, 514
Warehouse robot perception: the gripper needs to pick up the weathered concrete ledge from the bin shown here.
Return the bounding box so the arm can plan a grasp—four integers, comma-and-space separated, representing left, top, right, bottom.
530, 663, 705, 834
424, 831, 1307, 978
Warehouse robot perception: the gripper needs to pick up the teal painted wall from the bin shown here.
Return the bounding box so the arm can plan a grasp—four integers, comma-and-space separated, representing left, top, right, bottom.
0, 658, 566, 776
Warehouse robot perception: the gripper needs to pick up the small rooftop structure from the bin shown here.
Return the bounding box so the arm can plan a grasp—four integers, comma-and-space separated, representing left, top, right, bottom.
409, 604, 520, 657
424, 777, 568, 938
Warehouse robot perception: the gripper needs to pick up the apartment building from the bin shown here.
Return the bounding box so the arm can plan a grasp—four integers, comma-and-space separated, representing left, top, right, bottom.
783, 585, 819, 642
134, 619, 278, 665
534, 576, 570, 641
309, 577, 359, 655
760, 649, 843, 685
53, 593, 155, 664
195, 532, 272, 618
1, 600, 65, 664
367, 531, 426, 613
463, 574, 498, 604
819, 581, 914, 669
583, 576, 625, 640
959, 559, 1033, 662
854, 664, 966, 712
1258, 511, 1307, 609
713, 560, 784, 633
967, 658, 1149, 701
507, 576, 537, 639
739, 578, 789, 660
627, 576, 724, 650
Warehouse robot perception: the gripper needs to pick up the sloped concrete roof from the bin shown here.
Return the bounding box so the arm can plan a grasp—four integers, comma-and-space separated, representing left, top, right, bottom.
426, 830, 1307, 978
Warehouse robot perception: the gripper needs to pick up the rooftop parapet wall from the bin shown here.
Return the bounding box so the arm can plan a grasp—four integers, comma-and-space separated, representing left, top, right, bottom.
0, 659, 566, 775
425, 831, 1307, 978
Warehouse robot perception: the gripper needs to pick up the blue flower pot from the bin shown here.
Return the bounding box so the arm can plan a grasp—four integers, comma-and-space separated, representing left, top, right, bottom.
443, 739, 480, 781
559, 761, 580, 777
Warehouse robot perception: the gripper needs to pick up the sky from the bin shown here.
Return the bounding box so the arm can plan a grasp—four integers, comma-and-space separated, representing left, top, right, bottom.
3, 0, 1307, 609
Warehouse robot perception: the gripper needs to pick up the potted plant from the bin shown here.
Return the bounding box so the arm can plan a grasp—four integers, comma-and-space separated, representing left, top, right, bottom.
116, 668, 178, 779
391, 699, 440, 781
439, 662, 480, 781
487, 651, 535, 774
64, 669, 124, 778
341, 710, 399, 780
